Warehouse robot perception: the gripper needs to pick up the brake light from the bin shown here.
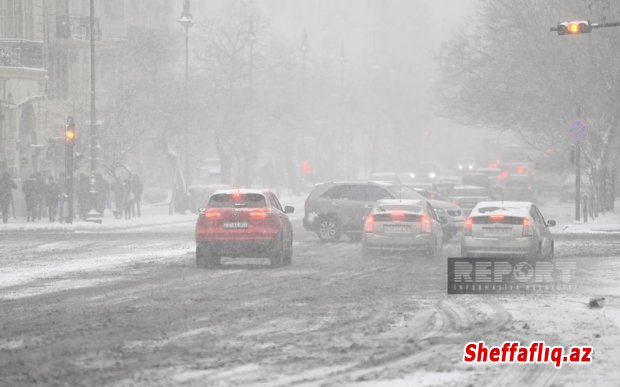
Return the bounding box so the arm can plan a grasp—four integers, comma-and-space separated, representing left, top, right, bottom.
421, 216, 431, 233
522, 218, 533, 237
250, 210, 269, 219
232, 190, 242, 201
490, 214, 504, 222
390, 212, 406, 221
364, 215, 375, 233
453, 200, 460, 206
464, 217, 473, 236
203, 210, 222, 219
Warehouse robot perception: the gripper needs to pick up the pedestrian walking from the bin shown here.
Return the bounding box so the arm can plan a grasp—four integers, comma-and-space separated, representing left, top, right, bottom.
45, 176, 61, 222
0, 171, 17, 223
22, 173, 38, 222
34, 173, 46, 220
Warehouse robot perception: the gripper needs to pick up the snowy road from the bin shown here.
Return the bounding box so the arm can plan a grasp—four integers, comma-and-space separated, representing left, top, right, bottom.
1, 222, 620, 386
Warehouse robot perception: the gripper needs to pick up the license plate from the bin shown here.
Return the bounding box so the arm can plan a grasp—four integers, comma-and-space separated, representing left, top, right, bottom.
223, 222, 248, 229
384, 225, 410, 234
483, 227, 510, 235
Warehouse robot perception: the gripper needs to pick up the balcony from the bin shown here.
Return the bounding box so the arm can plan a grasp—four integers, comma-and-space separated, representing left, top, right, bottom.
56, 15, 102, 41
0, 40, 44, 69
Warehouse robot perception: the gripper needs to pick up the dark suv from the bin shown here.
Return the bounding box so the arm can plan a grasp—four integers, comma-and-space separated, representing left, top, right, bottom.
303, 181, 426, 241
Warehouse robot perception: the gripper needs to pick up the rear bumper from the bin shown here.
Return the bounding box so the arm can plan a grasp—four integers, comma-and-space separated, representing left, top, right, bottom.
461, 236, 537, 257
197, 239, 278, 258
363, 232, 432, 251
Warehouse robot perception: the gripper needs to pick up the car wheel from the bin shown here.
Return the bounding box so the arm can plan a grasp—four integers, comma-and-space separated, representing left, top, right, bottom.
271, 236, 285, 267
426, 238, 437, 259
196, 245, 208, 268
318, 217, 341, 242
283, 237, 293, 266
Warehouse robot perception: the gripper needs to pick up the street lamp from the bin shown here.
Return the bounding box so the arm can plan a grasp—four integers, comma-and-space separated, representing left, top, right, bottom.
178, 0, 194, 195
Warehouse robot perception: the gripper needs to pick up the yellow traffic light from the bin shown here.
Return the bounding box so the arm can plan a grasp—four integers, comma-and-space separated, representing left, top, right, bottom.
65, 128, 75, 142
568, 23, 580, 34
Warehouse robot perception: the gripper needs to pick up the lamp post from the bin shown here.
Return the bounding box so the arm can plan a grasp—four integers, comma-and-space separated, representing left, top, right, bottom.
178, 0, 194, 194
86, 0, 101, 223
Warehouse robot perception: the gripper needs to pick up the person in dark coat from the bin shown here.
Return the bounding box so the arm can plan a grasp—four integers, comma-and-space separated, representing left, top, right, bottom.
0, 172, 17, 223
34, 173, 46, 220
45, 176, 61, 222
22, 173, 38, 222
131, 174, 143, 217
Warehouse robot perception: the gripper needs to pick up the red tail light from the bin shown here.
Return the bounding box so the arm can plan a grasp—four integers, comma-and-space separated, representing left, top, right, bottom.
453, 200, 460, 206
464, 217, 473, 236
522, 218, 533, 237
390, 212, 406, 221
249, 210, 269, 219
421, 216, 431, 233
364, 215, 375, 233
203, 210, 222, 219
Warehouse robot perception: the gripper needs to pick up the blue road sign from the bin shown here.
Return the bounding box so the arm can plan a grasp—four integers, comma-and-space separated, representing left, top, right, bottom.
568, 120, 589, 141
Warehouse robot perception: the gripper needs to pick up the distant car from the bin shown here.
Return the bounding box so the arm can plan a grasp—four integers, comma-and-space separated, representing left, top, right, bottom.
195, 189, 294, 268
461, 201, 556, 259
449, 185, 493, 216
434, 175, 461, 196
303, 181, 426, 242
461, 173, 491, 189
362, 199, 444, 258
501, 177, 536, 202
407, 182, 437, 192
412, 188, 447, 201
456, 158, 477, 173
413, 162, 443, 182
429, 199, 465, 241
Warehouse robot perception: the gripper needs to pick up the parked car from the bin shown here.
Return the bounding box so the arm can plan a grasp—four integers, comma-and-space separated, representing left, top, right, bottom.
448, 185, 493, 216
303, 181, 426, 242
461, 201, 556, 259
361, 199, 444, 258
195, 189, 294, 268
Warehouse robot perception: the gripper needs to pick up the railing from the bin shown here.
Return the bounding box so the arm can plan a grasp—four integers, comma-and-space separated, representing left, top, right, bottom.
0, 40, 44, 68
56, 15, 102, 41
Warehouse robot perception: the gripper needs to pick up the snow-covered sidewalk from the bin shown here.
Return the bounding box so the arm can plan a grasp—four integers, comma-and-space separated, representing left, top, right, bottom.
540, 199, 620, 236
0, 193, 307, 233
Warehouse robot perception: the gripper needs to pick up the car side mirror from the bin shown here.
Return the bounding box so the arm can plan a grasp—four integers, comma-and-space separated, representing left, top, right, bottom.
547, 220, 556, 227
284, 206, 295, 214
198, 208, 204, 214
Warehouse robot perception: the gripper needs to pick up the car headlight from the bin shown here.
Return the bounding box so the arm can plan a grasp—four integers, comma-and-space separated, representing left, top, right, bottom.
429, 172, 436, 179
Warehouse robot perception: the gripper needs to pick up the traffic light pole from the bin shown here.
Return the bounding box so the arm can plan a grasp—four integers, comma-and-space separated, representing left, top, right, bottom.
87, 0, 101, 223
65, 117, 75, 224
575, 142, 581, 222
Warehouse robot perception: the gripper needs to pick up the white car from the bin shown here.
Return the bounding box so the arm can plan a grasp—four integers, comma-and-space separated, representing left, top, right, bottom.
362, 199, 444, 259
461, 201, 555, 259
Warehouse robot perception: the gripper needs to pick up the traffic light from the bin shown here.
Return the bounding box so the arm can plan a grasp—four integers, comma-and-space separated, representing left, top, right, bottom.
556, 20, 592, 35
65, 116, 76, 144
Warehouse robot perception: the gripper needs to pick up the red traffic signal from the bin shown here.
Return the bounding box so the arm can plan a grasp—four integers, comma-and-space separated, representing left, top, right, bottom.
557, 20, 592, 35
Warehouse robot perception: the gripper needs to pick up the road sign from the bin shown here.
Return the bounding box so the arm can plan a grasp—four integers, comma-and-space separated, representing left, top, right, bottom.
568, 120, 589, 142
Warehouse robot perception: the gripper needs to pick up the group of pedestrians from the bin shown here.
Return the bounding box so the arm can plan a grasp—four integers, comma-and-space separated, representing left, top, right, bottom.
0, 170, 143, 223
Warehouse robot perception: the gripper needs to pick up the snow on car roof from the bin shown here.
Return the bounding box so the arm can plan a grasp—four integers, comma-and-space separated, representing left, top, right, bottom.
212, 189, 268, 195
470, 201, 532, 217
452, 185, 487, 190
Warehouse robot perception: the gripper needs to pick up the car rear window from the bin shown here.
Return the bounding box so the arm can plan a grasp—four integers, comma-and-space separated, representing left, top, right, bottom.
208, 193, 266, 208
375, 205, 422, 213
391, 186, 426, 200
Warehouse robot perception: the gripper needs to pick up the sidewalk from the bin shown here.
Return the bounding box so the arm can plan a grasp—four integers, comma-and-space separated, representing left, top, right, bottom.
539, 198, 620, 237
0, 193, 308, 234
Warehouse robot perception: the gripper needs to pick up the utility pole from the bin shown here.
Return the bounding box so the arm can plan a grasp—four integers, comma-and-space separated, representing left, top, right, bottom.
86, 0, 101, 223
575, 142, 581, 222
178, 0, 193, 195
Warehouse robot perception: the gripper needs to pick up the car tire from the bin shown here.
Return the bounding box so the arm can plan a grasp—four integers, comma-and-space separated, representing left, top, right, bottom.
271, 236, 285, 267
426, 238, 437, 259
317, 216, 341, 242
283, 237, 293, 266
196, 245, 208, 268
